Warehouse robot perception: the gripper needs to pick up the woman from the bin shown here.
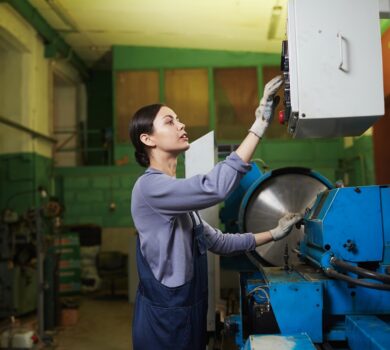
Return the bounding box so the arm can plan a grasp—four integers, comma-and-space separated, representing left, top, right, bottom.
129, 76, 302, 350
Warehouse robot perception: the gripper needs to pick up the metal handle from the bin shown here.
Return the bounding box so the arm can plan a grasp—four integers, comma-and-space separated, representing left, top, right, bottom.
337, 32, 346, 71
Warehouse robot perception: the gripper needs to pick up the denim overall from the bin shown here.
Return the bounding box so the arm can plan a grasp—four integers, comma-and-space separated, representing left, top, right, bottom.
132, 212, 208, 350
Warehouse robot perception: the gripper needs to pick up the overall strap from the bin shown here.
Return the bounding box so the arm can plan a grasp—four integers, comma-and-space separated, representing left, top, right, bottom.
189, 211, 203, 232
189, 211, 206, 255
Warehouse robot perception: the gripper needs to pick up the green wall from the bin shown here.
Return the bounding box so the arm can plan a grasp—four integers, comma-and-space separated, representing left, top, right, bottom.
339, 136, 376, 185
250, 138, 344, 183
55, 165, 142, 227
381, 19, 390, 34
0, 153, 53, 213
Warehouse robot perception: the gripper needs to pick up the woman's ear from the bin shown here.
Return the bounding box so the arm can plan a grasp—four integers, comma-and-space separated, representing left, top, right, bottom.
140, 133, 156, 147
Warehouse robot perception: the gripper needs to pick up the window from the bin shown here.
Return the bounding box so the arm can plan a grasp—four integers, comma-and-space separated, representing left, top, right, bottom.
165, 69, 209, 142
115, 70, 159, 143
214, 67, 258, 140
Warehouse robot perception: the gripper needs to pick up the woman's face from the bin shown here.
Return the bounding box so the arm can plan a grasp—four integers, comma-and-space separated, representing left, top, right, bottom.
147, 106, 189, 154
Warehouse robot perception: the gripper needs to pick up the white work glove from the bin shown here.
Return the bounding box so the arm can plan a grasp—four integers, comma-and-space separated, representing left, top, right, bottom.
249, 75, 283, 138
269, 213, 303, 241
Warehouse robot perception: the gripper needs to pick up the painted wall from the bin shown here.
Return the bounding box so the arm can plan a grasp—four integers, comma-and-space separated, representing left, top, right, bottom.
55, 165, 141, 228
0, 3, 81, 212
0, 153, 53, 213
341, 136, 376, 186
0, 4, 51, 158
0, 4, 52, 212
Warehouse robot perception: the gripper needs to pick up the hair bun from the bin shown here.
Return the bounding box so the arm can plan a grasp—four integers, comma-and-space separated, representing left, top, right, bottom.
135, 150, 150, 167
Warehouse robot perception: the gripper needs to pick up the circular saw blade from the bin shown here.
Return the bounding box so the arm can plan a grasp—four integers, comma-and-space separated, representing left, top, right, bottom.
244, 171, 329, 266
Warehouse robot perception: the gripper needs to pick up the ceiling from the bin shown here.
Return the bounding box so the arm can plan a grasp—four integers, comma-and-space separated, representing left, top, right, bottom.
29, 0, 288, 68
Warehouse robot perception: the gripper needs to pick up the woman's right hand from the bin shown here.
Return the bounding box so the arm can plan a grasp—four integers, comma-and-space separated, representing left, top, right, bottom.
269, 212, 303, 241
249, 75, 283, 138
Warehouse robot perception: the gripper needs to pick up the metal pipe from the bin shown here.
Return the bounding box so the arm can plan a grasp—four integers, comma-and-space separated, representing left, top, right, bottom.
36, 208, 45, 340
325, 268, 390, 291
55, 132, 77, 151
330, 257, 390, 284
45, 0, 80, 32
292, 248, 322, 268
0, 116, 56, 144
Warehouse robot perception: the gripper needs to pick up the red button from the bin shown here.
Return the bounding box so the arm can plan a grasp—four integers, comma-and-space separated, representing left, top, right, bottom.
278, 110, 285, 124
31, 334, 39, 344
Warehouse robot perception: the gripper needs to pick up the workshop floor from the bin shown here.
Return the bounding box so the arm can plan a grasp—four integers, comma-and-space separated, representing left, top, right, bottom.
52, 296, 236, 350
54, 296, 133, 350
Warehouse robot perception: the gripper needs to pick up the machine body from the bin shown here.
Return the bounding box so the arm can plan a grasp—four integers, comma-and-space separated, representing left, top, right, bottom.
222, 166, 390, 349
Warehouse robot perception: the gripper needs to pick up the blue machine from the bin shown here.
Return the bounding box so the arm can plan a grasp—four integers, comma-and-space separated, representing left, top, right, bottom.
222, 165, 390, 350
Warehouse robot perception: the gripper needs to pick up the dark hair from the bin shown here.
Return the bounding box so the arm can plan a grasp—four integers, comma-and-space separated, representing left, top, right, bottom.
129, 104, 163, 167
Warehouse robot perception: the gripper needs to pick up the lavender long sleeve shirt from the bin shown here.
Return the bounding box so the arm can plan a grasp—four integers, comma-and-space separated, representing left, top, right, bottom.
131, 152, 256, 287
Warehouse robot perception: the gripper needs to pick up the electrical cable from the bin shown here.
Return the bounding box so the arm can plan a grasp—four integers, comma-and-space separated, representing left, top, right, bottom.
251, 158, 270, 172
325, 268, 390, 291
247, 285, 270, 302
331, 257, 390, 284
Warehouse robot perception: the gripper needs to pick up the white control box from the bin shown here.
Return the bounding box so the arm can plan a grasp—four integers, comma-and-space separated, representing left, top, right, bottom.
285, 0, 384, 138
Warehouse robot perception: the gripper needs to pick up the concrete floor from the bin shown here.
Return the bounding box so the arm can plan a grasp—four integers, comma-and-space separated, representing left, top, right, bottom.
54, 297, 133, 350
51, 296, 237, 350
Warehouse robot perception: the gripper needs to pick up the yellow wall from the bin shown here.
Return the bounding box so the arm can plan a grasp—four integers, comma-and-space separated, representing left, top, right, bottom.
0, 3, 80, 158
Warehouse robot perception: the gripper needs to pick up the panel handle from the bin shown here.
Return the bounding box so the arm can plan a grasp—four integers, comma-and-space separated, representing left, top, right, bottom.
337, 32, 346, 72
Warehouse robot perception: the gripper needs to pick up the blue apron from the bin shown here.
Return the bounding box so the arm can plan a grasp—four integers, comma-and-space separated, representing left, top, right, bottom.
132, 212, 208, 350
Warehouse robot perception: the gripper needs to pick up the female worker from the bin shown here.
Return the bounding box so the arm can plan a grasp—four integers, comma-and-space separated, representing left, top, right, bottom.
129, 75, 302, 350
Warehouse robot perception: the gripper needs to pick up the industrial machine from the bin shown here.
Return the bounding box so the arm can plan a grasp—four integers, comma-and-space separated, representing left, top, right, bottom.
221, 165, 390, 350
0, 196, 63, 345
0, 209, 39, 319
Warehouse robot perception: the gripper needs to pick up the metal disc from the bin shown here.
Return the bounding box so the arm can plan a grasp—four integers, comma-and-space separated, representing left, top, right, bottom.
244, 171, 329, 266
